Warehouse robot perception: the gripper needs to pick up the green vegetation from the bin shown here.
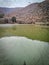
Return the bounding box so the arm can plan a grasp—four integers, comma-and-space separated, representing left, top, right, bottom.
0, 24, 49, 42
0, 13, 4, 18
23, 61, 26, 65
11, 16, 16, 23
4, 18, 8, 23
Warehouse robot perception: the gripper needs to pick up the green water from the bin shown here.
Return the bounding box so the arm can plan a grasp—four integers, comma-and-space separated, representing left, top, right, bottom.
0, 24, 49, 42
0, 36, 49, 65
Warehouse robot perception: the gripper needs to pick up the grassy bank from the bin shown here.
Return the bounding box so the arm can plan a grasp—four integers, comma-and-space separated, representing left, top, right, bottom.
0, 24, 49, 42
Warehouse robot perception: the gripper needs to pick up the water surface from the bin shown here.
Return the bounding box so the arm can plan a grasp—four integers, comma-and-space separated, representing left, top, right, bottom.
0, 36, 49, 65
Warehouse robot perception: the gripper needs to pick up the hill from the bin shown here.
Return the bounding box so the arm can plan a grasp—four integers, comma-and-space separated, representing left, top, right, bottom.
0, 0, 49, 24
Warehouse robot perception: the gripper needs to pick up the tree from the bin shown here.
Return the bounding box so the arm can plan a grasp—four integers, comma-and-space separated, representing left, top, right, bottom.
11, 16, 16, 23
23, 61, 26, 65
4, 18, 8, 23
0, 13, 4, 18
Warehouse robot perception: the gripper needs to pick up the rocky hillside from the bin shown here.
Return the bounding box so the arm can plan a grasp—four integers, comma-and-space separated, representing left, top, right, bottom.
38, 0, 49, 22
0, 0, 49, 24
5, 3, 41, 23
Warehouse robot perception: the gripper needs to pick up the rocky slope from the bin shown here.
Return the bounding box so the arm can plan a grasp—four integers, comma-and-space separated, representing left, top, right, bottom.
0, 0, 49, 23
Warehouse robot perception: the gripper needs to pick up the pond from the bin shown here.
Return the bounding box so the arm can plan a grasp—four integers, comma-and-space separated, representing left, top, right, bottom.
0, 36, 49, 65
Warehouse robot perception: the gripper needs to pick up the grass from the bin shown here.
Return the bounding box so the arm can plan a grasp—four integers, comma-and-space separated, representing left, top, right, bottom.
0, 24, 49, 42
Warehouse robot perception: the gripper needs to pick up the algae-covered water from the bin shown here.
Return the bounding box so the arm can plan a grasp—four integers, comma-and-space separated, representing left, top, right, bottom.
0, 24, 49, 42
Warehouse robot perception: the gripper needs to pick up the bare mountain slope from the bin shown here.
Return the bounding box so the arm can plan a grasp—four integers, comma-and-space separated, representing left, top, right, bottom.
0, 0, 49, 23
5, 3, 41, 23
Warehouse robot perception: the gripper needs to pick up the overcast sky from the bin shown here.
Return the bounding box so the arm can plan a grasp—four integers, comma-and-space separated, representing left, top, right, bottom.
0, 0, 44, 8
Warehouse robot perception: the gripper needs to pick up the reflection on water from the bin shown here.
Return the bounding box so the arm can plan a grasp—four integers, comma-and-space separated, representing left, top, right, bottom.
0, 36, 49, 65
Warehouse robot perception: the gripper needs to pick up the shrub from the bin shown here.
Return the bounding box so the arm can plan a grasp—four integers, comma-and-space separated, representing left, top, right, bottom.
11, 16, 16, 23
4, 18, 8, 23
23, 61, 26, 65
0, 13, 4, 18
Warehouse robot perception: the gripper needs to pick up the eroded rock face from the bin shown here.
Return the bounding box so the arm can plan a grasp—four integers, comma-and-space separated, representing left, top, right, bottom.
0, 36, 49, 65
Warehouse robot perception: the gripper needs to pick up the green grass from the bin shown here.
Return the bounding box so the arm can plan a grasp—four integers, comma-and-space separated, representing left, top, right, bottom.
0, 24, 49, 42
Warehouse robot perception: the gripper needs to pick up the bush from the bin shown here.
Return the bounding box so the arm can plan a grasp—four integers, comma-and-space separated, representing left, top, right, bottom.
23, 61, 26, 65
4, 18, 8, 23
11, 16, 16, 23
0, 13, 4, 18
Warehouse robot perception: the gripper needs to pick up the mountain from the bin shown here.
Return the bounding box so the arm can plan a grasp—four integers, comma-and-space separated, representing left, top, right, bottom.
0, 0, 49, 23
0, 7, 14, 14
4, 3, 41, 23
0, 7, 23, 15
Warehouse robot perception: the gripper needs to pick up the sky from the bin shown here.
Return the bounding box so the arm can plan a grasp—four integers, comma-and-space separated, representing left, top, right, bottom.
0, 0, 44, 8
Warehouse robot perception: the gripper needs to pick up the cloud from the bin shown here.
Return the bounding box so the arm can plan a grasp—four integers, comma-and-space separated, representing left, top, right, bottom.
0, 0, 28, 7
0, 0, 44, 8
